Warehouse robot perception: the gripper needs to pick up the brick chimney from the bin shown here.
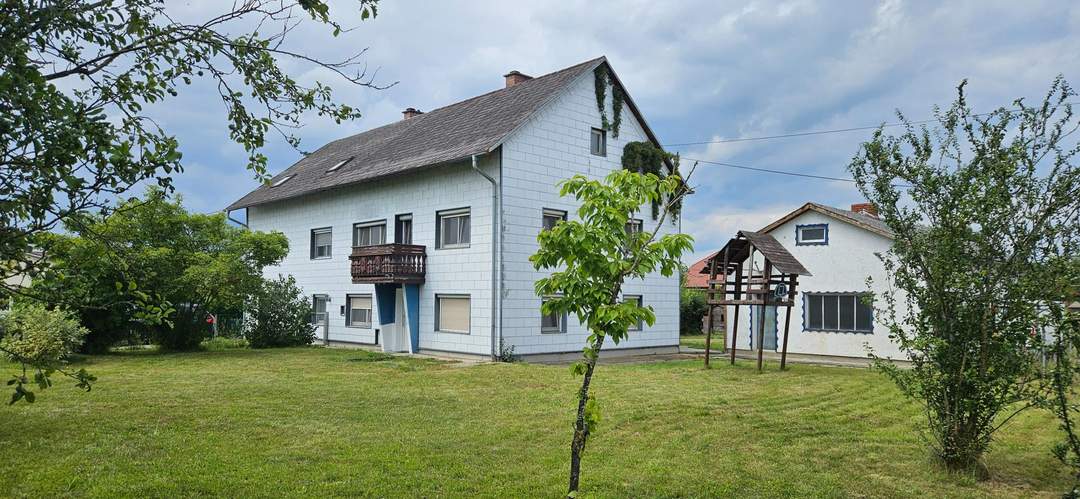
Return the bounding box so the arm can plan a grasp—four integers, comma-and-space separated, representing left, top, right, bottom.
402, 107, 423, 120
503, 70, 532, 88
851, 202, 878, 218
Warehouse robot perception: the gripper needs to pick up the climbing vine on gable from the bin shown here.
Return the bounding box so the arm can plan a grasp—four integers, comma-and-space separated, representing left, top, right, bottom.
621, 141, 682, 222
593, 64, 624, 138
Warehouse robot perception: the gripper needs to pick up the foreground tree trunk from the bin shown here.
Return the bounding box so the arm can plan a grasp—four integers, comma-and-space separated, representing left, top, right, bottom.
568, 333, 606, 496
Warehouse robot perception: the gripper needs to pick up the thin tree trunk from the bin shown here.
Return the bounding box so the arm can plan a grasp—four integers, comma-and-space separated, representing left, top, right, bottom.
568, 333, 606, 496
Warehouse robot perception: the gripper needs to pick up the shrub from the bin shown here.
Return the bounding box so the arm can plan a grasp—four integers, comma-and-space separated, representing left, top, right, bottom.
680, 288, 707, 335
245, 276, 316, 348
1, 303, 88, 365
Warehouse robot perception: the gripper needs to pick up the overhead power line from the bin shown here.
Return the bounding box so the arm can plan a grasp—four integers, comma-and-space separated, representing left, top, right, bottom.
663, 102, 1078, 148
682, 156, 912, 188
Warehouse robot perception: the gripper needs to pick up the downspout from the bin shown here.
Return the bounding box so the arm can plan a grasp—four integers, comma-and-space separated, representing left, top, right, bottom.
226, 208, 249, 229
471, 154, 500, 360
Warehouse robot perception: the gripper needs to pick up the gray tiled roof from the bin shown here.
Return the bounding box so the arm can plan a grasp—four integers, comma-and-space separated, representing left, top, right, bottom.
807, 203, 895, 238
227, 57, 606, 210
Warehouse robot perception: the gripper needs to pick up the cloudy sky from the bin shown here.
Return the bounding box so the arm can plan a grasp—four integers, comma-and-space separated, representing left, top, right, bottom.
161, 0, 1080, 262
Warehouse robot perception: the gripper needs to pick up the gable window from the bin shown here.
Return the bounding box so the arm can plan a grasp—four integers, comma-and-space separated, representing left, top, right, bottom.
541, 296, 567, 334
804, 292, 873, 333
436, 208, 471, 249
353, 220, 386, 247
624, 294, 644, 331
395, 214, 413, 244
590, 128, 606, 156
346, 294, 373, 328
435, 294, 470, 333
796, 223, 828, 245
542, 208, 567, 232
310, 227, 332, 259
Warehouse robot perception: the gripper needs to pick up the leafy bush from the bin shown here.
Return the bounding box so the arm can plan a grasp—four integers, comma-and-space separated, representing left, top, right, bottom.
680, 288, 707, 335
1, 303, 88, 365
245, 276, 316, 349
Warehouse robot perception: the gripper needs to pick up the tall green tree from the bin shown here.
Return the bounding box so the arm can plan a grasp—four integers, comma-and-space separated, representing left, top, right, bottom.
532, 166, 693, 497
34, 189, 289, 353
1, 0, 384, 397
849, 78, 1080, 471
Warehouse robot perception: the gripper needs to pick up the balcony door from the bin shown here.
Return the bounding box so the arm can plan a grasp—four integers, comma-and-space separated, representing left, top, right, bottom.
395, 214, 413, 245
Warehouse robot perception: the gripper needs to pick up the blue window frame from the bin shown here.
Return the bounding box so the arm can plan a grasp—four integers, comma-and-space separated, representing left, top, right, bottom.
802, 292, 874, 333
795, 223, 828, 246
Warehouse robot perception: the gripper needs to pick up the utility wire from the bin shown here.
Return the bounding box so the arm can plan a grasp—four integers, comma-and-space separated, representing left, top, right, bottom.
682, 156, 912, 188
663, 102, 1078, 148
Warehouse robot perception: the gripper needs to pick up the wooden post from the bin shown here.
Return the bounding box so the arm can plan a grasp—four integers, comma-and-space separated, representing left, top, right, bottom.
780, 274, 798, 370
704, 255, 718, 367
730, 261, 743, 365
757, 259, 771, 372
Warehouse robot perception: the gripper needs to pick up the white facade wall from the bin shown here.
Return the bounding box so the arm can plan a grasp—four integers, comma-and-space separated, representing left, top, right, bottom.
247, 157, 498, 356
246, 68, 680, 357
724, 212, 905, 359
499, 71, 681, 355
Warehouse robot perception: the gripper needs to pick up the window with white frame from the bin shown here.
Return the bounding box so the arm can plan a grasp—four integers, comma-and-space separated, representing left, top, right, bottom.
346, 294, 373, 328
625, 218, 643, 235
353, 221, 386, 247
590, 128, 606, 156
624, 294, 644, 331
436, 208, 471, 249
541, 296, 566, 333
804, 292, 873, 333
796, 224, 828, 245
542, 208, 567, 232
310, 227, 332, 259
435, 294, 471, 333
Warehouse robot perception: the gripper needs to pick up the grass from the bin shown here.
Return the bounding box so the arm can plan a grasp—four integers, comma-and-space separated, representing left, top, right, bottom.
0, 347, 1070, 497
681, 333, 722, 350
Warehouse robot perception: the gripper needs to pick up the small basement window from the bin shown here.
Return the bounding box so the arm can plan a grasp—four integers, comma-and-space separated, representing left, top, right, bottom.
590, 128, 606, 156
796, 224, 828, 245
270, 174, 294, 187
327, 157, 353, 172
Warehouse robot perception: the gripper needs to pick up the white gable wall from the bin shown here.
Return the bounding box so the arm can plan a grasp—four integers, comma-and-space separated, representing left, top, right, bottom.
498, 68, 681, 355
724, 211, 905, 359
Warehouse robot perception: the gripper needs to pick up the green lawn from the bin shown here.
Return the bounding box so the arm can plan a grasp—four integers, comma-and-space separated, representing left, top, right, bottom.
0, 347, 1070, 497
681, 333, 723, 350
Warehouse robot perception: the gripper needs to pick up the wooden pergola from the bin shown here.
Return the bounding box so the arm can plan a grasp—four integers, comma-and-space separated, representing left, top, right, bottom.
700, 230, 812, 371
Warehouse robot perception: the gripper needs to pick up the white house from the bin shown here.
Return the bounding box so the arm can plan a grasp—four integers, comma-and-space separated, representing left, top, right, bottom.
709, 202, 904, 360
226, 57, 680, 360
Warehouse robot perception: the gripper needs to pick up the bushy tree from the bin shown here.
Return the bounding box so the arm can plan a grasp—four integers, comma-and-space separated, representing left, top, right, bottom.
532, 167, 693, 497
1, 0, 384, 399
680, 270, 707, 335
34, 189, 288, 352
1, 303, 93, 404
849, 78, 1080, 471
245, 276, 316, 349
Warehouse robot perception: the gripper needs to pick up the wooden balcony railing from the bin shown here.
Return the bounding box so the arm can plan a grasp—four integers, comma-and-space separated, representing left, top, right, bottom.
349, 244, 426, 284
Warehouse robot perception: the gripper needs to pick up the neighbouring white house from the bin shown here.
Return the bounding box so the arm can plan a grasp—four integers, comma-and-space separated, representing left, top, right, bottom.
226, 57, 680, 360
695, 202, 905, 360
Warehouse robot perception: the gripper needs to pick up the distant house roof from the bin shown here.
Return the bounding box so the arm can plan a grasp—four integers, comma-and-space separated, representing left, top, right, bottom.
227, 56, 666, 211
759, 202, 894, 239
685, 253, 716, 289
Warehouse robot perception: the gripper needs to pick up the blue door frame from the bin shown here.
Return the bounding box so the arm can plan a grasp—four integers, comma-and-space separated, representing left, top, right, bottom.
374, 283, 420, 352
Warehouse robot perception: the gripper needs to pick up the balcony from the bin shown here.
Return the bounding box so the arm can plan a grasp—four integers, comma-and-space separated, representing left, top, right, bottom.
349, 244, 427, 284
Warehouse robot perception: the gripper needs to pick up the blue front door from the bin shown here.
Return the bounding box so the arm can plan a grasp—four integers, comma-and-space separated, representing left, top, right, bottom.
749, 305, 778, 350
